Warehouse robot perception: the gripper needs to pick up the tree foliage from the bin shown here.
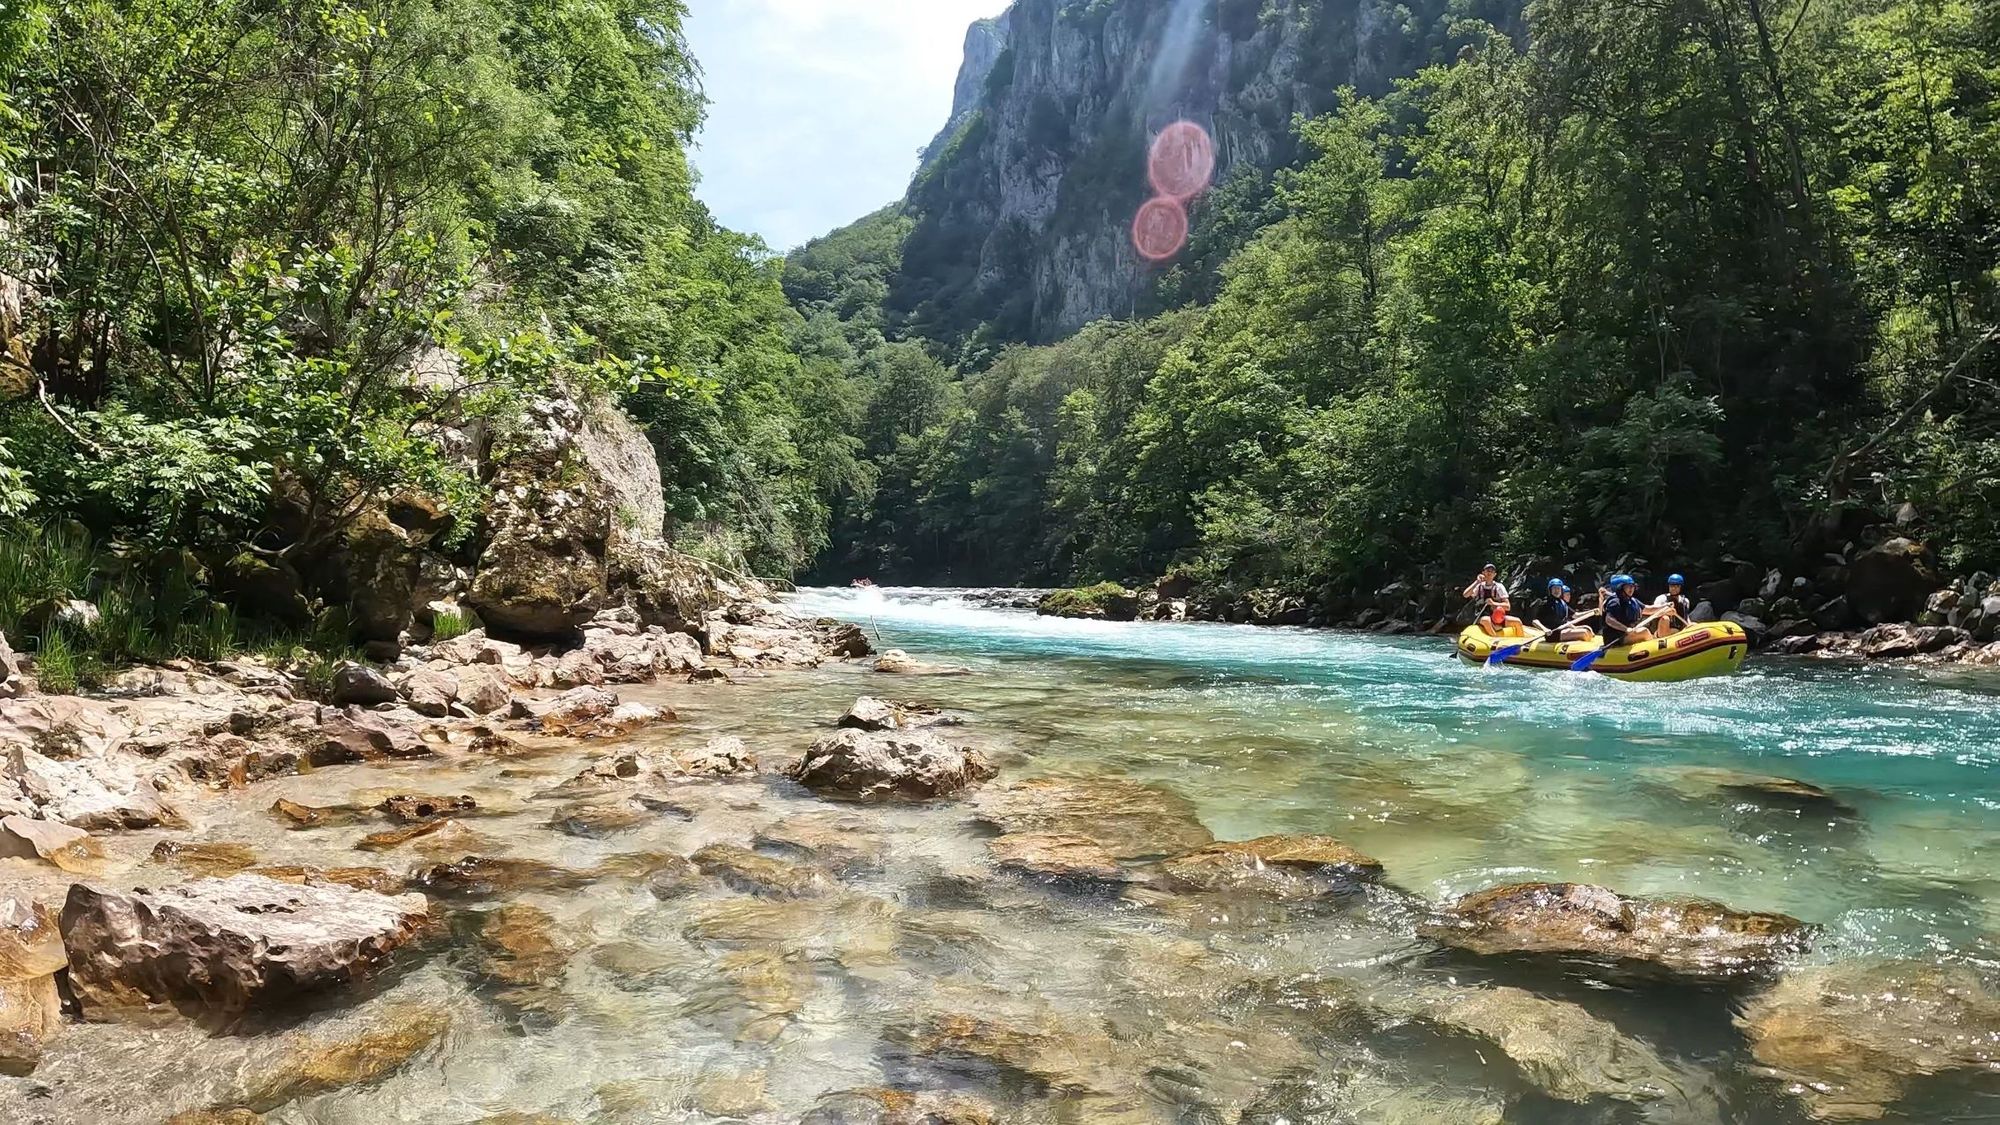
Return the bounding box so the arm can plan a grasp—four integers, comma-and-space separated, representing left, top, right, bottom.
0, 0, 857, 586
802, 0, 2000, 596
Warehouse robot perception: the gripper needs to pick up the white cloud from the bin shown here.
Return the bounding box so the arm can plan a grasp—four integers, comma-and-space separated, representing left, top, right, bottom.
686, 0, 1011, 252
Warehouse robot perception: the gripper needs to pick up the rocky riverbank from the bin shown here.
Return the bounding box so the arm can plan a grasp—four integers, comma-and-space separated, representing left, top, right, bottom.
3, 599, 1998, 1121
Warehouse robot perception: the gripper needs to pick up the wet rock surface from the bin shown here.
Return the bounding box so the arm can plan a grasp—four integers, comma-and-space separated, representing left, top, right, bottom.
689, 843, 830, 899
1162, 834, 1382, 898
0, 898, 65, 1075
971, 775, 1214, 859
1737, 960, 2000, 1120
1423, 881, 1814, 977
149, 839, 260, 877
376, 792, 478, 823
988, 832, 1130, 884
837, 695, 956, 732
237, 1005, 451, 1111
751, 810, 887, 872
873, 649, 971, 676
59, 875, 431, 1016
790, 728, 995, 801
799, 1086, 999, 1124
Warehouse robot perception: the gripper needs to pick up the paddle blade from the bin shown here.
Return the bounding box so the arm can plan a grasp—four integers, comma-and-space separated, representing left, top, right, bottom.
1486, 643, 1528, 665
1569, 646, 1609, 672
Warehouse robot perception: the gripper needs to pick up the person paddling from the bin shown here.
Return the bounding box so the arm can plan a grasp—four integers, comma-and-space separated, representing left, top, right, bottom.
1600, 574, 1661, 646
1535, 579, 1595, 643
1651, 573, 1692, 637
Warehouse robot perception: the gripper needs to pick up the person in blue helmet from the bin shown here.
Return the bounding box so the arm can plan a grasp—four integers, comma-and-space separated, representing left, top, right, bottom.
1651, 573, 1693, 637
1535, 578, 1595, 643
1600, 574, 1657, 646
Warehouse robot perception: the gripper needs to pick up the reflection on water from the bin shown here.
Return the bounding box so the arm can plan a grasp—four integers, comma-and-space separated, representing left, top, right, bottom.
6, 586, 2000, 1122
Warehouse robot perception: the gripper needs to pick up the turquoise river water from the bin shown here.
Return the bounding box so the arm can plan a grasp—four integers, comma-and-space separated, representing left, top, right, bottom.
5, 583, 2000, 1124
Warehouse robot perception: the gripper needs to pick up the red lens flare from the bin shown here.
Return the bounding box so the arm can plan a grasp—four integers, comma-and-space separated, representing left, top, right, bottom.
1148, 120, 1215, 201
1132, 196, 1190, 262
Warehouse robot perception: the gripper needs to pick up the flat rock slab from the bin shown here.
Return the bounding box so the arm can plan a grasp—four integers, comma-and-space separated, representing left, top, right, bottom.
989, 832, 1130, 884
790, 728, 995, 802
60, 875, 431, 1017
1737, 959, 2000, 1121
1162, 834, 1382, 899
150, 840, 260, 878
691, 844, 830, 899
753, 811, 888, 872
1423, 882, 1813, 978
971, 776, 1213, 860
1380, 983, 1692, 1105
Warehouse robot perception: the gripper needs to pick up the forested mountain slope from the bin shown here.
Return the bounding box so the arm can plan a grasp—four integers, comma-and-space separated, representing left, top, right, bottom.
793, 0, 1999, 618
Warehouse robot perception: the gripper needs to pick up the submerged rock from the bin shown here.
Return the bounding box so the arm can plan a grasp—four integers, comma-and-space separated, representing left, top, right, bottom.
1381, 983, 1689, 1104
548, 798, 657, 838
246, 865, 405, 894
0, 898, 65, 1076
790, 728, 995, 801
59, 875, 430, 1016
411, 855, 596, 899
1238, 1073, 1505, 1125
1423, 882, 1813, 977
472, 903, 575, 991
268, 798, 366, 830
899, 1009, 1132, 1099
644, 854, 707, 900
353, 817, 477, 853
690, 843, 830, 899
1162, 834, 1382, 899
1737, 959, 2000, 1121
1648, 766, 1857, 816
150, 839, 260, 878
970, 775, 1212, 860
752, 811, 888, 873
238, 1005, 451, 1111
989, 832, 1130, 884
800, 1087, 998, 1124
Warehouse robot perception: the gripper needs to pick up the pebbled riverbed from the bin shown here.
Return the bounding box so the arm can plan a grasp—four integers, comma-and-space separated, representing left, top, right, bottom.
7, 585, 2000, 1123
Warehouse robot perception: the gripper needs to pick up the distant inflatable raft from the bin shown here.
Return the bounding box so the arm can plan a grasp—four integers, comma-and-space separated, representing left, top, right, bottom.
1456, 621, 1750, 682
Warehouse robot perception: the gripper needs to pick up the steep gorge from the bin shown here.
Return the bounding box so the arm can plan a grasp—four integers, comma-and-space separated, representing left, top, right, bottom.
822, 0, 1524, 354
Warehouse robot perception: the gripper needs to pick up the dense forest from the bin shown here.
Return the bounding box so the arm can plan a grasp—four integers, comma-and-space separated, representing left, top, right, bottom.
0, 0, 1994, 667
0, 0, 862, 676
795, 0, 2000, 607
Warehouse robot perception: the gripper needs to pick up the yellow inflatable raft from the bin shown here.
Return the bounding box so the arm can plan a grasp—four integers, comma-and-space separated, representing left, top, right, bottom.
1455, 620, 1750, 683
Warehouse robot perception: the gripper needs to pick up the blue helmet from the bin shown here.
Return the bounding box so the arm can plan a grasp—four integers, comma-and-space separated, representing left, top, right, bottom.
1610, 574, 1636, 591
1547, 577, 1566, 591
1667, 573, 1686, 586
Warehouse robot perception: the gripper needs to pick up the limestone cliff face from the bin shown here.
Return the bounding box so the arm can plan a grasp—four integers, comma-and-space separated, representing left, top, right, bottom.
879, 0, 1523, 348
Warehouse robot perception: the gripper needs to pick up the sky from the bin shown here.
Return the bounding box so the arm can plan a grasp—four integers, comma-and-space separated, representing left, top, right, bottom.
684, 0, 1011, 253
